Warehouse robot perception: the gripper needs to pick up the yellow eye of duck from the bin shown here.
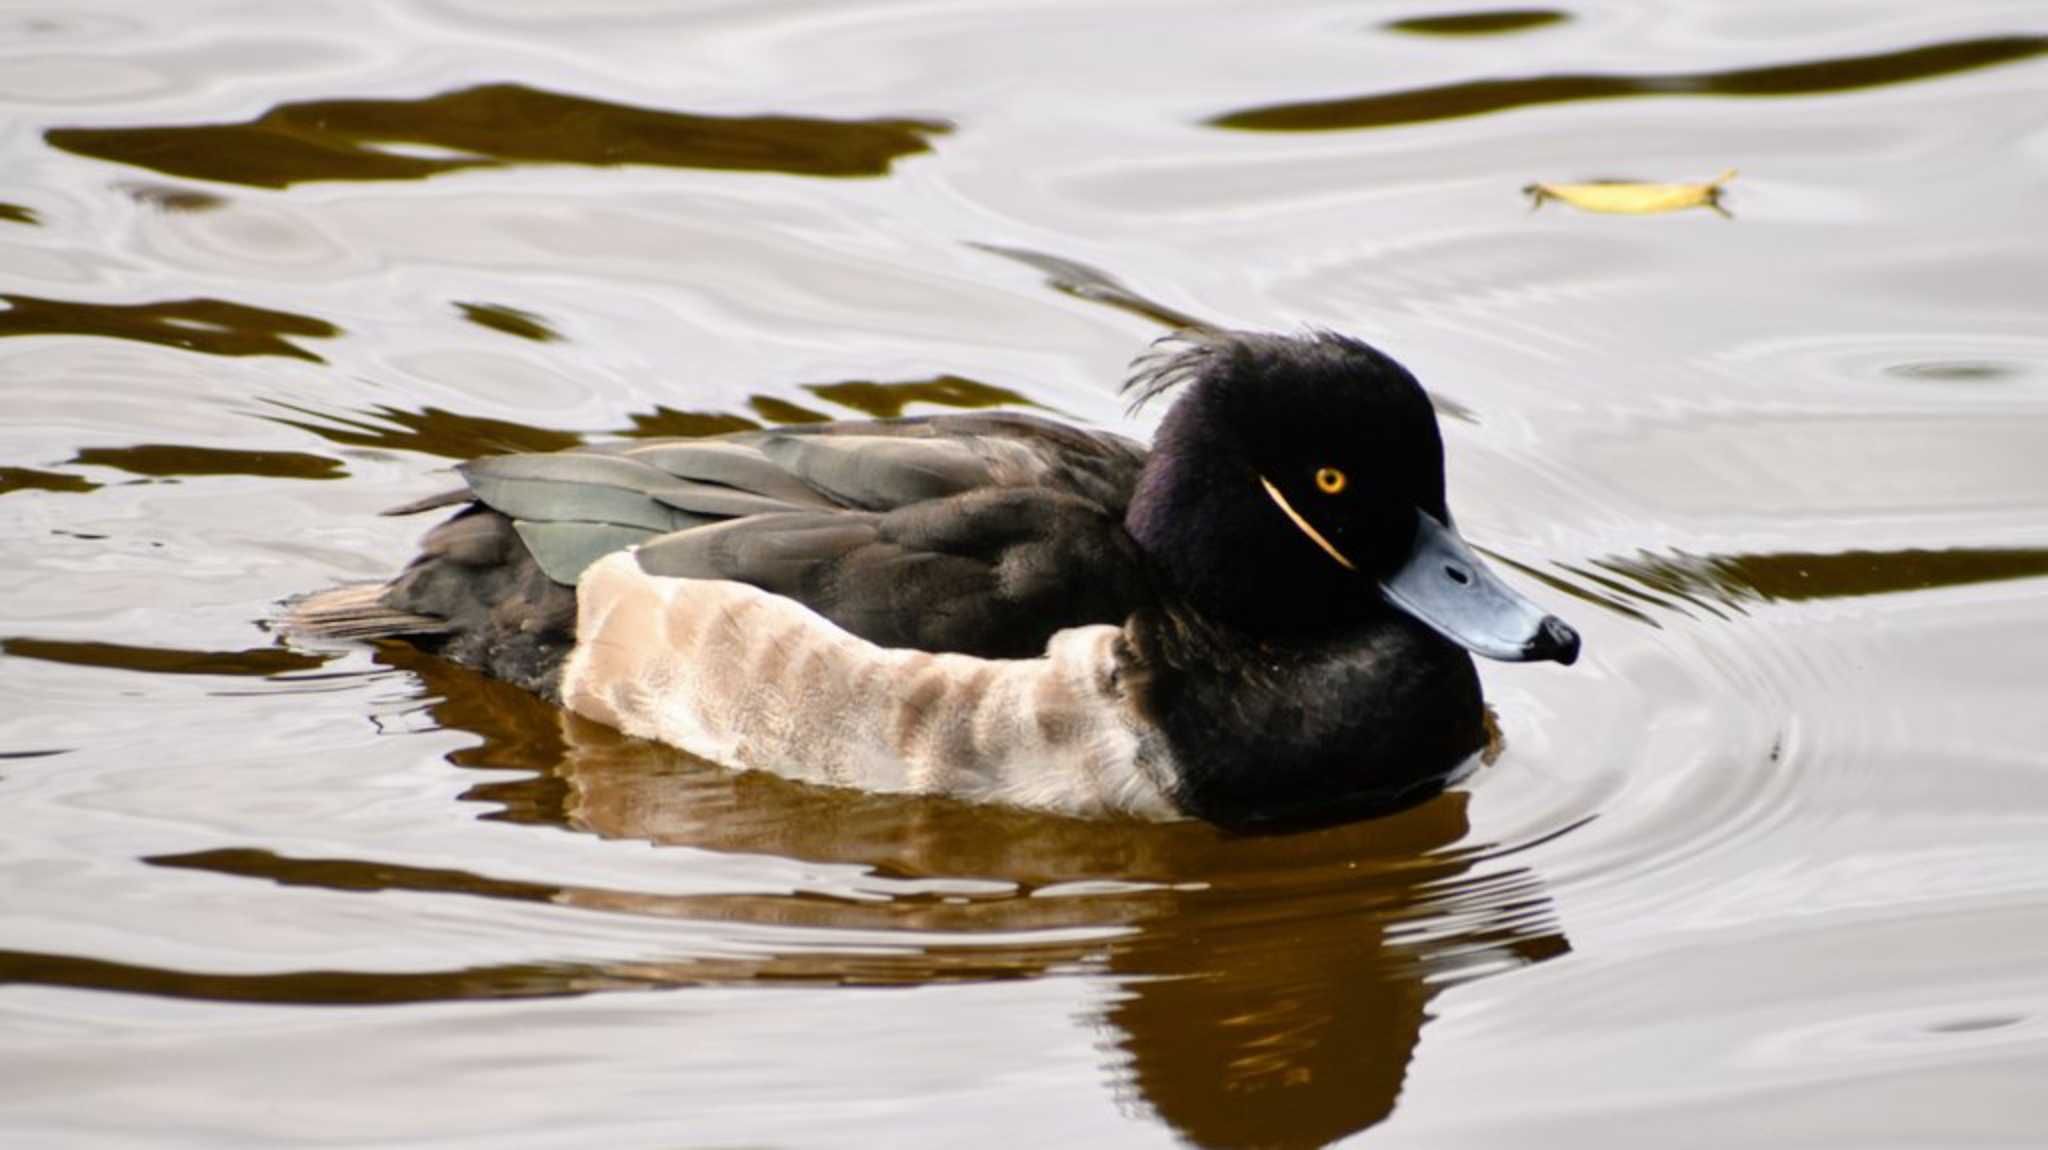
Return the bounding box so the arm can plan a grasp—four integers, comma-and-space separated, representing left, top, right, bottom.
1314, 467, 1347, 495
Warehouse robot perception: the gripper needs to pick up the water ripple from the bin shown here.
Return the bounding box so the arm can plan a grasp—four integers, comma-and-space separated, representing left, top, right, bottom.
1211, 35, 2048, 132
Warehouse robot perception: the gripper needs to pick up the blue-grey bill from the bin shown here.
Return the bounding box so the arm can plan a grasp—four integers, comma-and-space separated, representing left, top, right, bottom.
1378, 511, 1580, 664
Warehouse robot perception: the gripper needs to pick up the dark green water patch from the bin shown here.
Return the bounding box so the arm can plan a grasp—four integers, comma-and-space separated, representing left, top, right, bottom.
0, 466, 99, 496
456, 301, 560, 342
1211, 34, 2048, 131
1926, 1014, 2026, 1034
0, 294, 338, 361
0, 202, 37, 225
46, 83, 949, 188
1885, 359, 2027, 383
808, 375, 1035, 419
2, 638, 335, 677
70, 443, 344, 480
1599, 546, 2048, 610
1384, 9, 1568, 37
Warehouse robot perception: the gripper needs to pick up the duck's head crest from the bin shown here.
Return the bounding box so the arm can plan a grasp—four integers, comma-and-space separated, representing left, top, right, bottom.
1122, 328, 1230, 414
1123, 328, 1578, 664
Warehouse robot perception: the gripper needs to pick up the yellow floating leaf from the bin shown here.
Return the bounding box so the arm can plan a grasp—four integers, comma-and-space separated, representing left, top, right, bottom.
1524, 169, 1737, 216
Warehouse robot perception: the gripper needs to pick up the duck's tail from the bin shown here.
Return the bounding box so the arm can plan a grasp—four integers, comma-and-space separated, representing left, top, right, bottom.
279, 583, 451, 641
278, 506, 580, 700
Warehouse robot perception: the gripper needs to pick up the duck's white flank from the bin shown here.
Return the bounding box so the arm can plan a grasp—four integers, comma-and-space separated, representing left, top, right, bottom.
559, 551, 1183, 819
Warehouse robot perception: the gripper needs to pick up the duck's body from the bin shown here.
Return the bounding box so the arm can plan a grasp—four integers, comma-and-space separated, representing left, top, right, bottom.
292, 332, 1576, 828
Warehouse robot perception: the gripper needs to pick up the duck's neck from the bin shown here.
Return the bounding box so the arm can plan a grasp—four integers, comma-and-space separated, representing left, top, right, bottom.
1122, 605, 1485, 830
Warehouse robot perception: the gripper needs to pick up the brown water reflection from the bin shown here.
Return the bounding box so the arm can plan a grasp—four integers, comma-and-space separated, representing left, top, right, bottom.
0, 949, 624, 1006
264, 401, 584, 460
805, 375, 1037, 419
455, 302, 560, 343
0, 466, 99, 496
1501, 544, 2048, 629
115, 183, 226, 213
0, 294, 338, 361
1, 637, 335, 677
615, 408, 763, 438
459, 652, 1568, 1149
46, 84, 948, 188
1494, 553, 1666, 628
748, 395, 835, 424
619, 375, 1039, 434
1213, 34, 2048, 131
68, 443, 343, 481
36, 646, 1567, 1149
1597, 547, 2048, 612
265, 375, 1049, 463
8, 1, 2048, 1145
1383, 9, 1570, 37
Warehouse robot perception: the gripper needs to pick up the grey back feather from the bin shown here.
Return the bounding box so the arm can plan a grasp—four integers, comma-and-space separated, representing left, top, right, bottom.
635, 513, 881, 585
391, 412, 1144, 588
754, 434, 1047, 509
606, 440, 838, 508
513, 521, 662, 584
443, 423, 1080, 585
459, 454, 704, 533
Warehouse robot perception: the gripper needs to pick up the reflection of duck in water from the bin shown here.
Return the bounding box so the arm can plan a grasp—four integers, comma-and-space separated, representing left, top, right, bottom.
321, 653, 1573, 1149
293, 331, 1578, 829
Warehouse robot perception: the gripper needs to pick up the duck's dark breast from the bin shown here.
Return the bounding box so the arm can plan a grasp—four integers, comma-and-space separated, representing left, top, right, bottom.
1126, 610, 1486, 831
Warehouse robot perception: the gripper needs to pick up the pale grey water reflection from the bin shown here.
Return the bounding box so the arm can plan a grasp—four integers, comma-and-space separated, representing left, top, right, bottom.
3, 1, 2048, 1147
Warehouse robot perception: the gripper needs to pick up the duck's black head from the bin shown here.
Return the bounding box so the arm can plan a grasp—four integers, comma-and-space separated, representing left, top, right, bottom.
1121, 330, 1577, 830
1124, 329, 1578, 664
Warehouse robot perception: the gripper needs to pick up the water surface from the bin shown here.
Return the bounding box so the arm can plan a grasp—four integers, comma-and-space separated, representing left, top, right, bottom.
4, 1, 2047, 1146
